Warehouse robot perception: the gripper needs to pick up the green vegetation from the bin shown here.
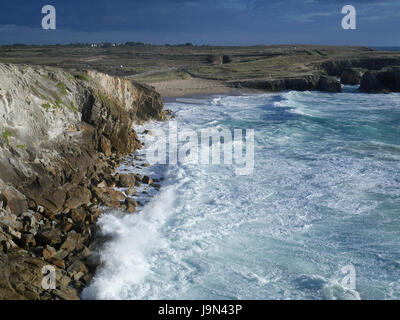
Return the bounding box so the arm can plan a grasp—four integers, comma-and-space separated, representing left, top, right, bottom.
57, 82, 68, 95
1, 128, 13, 145
41, 103, 52, 112
16, 144, 27, 150
0, 44, 391, 84
75, 73, 89, 82
97, 92, 111, 106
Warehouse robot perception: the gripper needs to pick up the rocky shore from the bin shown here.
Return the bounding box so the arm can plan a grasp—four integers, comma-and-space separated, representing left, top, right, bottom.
0, 63, 167, 299
229, 60, 400, 95
1, 50, 400, 300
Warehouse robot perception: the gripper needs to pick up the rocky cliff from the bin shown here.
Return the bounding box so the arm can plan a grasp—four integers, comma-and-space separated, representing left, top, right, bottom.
359, 67, 400, 93
229, 75, 342, 93
0, 63, 166, 299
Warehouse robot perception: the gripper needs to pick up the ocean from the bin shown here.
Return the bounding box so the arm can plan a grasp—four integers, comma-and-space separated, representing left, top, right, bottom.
82, 86, 400, 300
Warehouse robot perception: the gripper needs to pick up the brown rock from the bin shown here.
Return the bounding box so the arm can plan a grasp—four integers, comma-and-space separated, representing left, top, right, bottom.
100, 136, 112, 156
35, 228, 62, 247
70, 207, 87, 224
118, 174, 136, 188
60, 231, 84, 253
96, 181, 107, 188
125, 198, 138, 213
65, 186, 91, 210
42, 245, 57, 260
0, 187, 28, 216
67, 260, 89, 281
126, 188, 137, 196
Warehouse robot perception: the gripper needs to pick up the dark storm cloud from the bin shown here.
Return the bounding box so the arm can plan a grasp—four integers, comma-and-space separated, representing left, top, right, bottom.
0, 0, 399, 45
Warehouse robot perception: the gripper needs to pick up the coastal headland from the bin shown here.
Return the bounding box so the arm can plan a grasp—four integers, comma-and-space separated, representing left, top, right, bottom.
2, 44, 400, 97
1, 44, 400, 299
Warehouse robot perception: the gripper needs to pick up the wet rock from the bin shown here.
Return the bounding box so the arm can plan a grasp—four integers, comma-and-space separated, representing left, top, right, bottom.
94, 188, 125, 208
67, 260, 89, 281
125, 187, 137, 196
317, 76, 342, 93
142, 176, 153, 185
125, 198, 138, 213
118, 174, 136, 188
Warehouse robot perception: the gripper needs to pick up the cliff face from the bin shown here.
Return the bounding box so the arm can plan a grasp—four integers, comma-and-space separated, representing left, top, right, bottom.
0, 63, 165, 299
319, 57, 400, 77
229, 75, 342, 93
359, 68, 400, 93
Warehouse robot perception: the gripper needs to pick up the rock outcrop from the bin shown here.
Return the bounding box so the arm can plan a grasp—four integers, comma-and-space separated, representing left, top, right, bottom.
0, 63, 166, 299
230, 75, 342, 93
340, 68, 363, 85
359, 68, 400, 93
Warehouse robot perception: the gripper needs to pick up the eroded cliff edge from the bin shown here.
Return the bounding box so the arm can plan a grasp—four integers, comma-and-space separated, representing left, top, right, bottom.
0, 63, 166, 299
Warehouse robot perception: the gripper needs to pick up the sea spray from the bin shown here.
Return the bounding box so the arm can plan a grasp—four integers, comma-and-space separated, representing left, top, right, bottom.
84, 89, 400, 300
82, 184, 178, 299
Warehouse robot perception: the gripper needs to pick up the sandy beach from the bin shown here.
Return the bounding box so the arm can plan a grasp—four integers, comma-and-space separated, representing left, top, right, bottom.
149, 77, 235, 98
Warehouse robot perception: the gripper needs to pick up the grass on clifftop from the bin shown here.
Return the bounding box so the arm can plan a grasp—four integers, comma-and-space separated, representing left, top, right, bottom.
0, 44, 394, 84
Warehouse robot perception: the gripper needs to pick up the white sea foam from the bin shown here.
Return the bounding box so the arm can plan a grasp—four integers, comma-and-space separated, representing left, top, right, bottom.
84, 88, 400, 300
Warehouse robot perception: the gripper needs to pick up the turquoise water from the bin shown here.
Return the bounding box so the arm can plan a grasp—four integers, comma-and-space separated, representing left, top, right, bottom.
83, 87, 400, 300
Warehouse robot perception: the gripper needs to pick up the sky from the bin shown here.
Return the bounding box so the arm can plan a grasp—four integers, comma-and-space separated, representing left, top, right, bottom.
0, 0, 399, 46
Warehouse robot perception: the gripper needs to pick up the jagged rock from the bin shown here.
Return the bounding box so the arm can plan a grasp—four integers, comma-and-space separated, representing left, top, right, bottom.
0, 63, 167, 300
230, 74, 341, 93
35, 228, 63, 247
0, 187, 28, 216
93, 187, 125, 208
67, 260, 89, 281
65, 186, 92, 211
0, 248, 79, 300
99, 136, 112, 156
70, 207, 87, 224
60, 231, 84, 253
